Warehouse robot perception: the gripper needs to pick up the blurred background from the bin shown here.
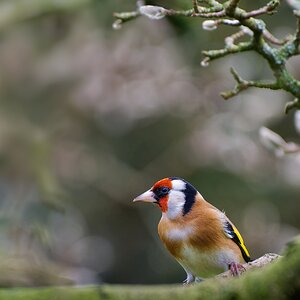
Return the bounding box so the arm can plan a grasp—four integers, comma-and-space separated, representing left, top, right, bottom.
0, 0, 299, 286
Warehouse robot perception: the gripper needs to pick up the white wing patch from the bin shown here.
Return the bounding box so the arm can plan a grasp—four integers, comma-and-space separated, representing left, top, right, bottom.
218, 211, 234, 238
224, 225, 235, 239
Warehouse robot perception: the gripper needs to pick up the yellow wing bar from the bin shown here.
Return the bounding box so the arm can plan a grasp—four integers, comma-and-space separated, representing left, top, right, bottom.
232, 224, 250, 259
224, 220, 251, 262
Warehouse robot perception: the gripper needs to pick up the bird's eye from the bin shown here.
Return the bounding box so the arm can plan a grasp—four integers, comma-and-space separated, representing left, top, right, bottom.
153, 186, 170, 199
161, 187, 169, 195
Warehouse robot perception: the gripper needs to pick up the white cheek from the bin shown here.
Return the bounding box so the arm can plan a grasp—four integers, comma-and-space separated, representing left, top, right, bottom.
171, 180, 186, 190
166, 190, 185, 219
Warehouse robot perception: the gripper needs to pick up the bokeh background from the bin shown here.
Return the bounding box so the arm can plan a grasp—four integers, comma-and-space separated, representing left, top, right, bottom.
0, 0, 299, 286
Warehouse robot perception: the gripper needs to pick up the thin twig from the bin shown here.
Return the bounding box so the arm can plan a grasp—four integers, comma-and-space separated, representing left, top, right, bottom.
202, 41, 254, 62
263, 29, 289, 45
242, 0, 279, 19
113, 11, 139, 22
285, 98, 300, 114
225, 29, 248, 47
192, 10, 225, 18
193, 10, 225, 19
221, 68, 280, 99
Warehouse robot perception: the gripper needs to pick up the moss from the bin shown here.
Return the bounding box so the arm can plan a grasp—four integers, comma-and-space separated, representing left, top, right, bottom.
0, 236, 299, 300
0, 286, 102, 300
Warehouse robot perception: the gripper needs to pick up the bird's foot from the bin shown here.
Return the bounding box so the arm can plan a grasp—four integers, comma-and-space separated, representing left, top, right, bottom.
195, 277, 204, 283
183, 273, 195, 285
229, 262, 245, 277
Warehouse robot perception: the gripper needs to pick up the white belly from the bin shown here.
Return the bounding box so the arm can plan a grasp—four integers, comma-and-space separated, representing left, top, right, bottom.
177, 245, 239, 277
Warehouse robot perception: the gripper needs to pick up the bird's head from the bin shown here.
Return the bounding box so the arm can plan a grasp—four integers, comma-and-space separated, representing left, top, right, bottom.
133, 177, 199, 219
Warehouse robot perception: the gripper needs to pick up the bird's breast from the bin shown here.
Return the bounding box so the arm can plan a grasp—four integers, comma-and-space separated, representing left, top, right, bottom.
158, 214, 241, 277
158, 216, 191, 257
165, 226, 194, 241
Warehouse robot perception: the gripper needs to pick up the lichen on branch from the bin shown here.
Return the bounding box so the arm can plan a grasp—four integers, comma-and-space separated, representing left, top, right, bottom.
113, 0, 300, 113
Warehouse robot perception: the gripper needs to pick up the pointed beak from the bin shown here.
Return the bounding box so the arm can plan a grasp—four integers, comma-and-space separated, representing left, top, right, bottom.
133, 190, 157, 203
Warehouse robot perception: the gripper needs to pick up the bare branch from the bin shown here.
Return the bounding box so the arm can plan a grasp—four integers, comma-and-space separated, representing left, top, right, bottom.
263, 29, 289, 45
242, 0, 279, 19
192, 10, 225, 18
202, 41, 253, 63
113, 11, 139, 23
285, 98, 300, 114
113, 0, 300, 112
221, 68, 280, 99
225, 29, 251, 47
259, 127, 300, 156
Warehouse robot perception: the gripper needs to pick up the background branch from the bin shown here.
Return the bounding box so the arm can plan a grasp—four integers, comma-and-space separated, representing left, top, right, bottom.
113, 0, 300, 113
221, 68, 280, 99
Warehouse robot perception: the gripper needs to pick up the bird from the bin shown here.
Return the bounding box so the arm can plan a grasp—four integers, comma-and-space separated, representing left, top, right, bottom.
133, 177, 251, 284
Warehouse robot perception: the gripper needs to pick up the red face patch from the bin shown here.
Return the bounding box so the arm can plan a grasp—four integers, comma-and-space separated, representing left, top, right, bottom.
158, 196, 168, 212
152, 178, 172, 190
152, 178, 172, 213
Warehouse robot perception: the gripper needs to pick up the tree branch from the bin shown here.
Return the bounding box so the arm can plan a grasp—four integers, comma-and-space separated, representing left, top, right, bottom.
202, 41, 254, 64
241, 0, 279, 19
225, 0, 241, 16
216, 253, 281, 279
221, 68, 280, 99
0, 241, 299, 299
113, 0, 300, 112
285, 98, 300, 114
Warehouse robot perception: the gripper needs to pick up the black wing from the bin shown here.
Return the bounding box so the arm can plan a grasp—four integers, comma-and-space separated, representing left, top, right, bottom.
224, 221, 251, 263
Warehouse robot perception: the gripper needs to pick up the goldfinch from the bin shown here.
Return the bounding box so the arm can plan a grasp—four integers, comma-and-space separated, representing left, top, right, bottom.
133, 177, 251, 283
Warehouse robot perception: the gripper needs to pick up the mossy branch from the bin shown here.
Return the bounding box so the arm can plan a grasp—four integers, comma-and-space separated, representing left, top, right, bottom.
113, 0, 300, 113
1, 236, 300, 299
